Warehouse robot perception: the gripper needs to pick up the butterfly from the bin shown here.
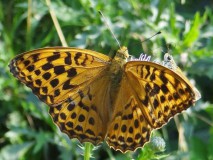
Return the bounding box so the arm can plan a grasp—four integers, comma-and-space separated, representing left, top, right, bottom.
9, 46, 201, 152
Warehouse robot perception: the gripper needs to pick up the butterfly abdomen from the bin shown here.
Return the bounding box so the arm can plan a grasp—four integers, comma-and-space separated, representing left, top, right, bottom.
109, 62, 123, 100
108, 49, 128, 109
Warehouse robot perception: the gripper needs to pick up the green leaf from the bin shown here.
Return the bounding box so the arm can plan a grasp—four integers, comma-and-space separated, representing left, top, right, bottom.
183, 12, 201, 47
189, 57, 213, 79
189, 137, 208, 160
32, 131, 51, 154
0, 142, 33, 160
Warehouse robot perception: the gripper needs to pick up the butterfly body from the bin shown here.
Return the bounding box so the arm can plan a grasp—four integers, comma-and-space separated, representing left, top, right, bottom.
9, 46, 200, 152
109, 46, 128, 79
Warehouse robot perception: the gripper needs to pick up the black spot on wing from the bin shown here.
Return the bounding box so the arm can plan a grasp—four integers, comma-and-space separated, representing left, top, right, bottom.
65, 52, 72, 65
74, 52, 82, 65
54, 65, 65, 75
50, 78, 59, 88
67, 68, 77, 77
42, 63, 54, 71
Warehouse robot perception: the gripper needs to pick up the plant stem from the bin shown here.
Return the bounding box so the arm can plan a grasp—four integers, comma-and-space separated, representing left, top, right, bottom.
45, 0, 68, 47
84, 142, 92, 160
45, 1, 94, 159
26, 0, 32, 50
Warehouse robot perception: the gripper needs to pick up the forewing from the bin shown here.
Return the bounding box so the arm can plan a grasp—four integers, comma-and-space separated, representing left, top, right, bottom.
9, 47, 111, 106
125, 61, 197, 128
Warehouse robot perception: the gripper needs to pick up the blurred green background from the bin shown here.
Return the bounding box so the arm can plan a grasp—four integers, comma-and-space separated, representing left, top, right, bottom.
0, 0, 213, 160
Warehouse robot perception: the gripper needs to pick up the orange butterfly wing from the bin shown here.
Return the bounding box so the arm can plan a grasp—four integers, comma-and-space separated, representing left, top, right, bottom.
9, 47, 112, 144
106, 61, 198, 152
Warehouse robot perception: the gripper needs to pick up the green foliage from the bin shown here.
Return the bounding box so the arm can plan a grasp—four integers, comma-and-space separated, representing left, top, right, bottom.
136, 137, 168, 160
0, 0, 213, 159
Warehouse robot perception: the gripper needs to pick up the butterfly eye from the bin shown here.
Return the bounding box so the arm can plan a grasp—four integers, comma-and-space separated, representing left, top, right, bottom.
164, 53, 172, 61
167, 56, 171, 61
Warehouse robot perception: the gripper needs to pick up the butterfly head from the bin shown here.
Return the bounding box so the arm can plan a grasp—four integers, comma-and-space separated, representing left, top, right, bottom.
162, 53, 177, 70
115, 46, 129, 60
164, 53, 175, 63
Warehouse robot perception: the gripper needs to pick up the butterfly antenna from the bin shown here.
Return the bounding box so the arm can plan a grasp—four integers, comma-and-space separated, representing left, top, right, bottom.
98, 11, 121, 49
140, 31, 161, 54
141, 31, 161, 43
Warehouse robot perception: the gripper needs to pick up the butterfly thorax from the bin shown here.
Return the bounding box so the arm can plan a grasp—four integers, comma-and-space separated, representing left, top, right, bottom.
107, 47, 129, 106
109, 46, 129, 74
114, 46, 129, 62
